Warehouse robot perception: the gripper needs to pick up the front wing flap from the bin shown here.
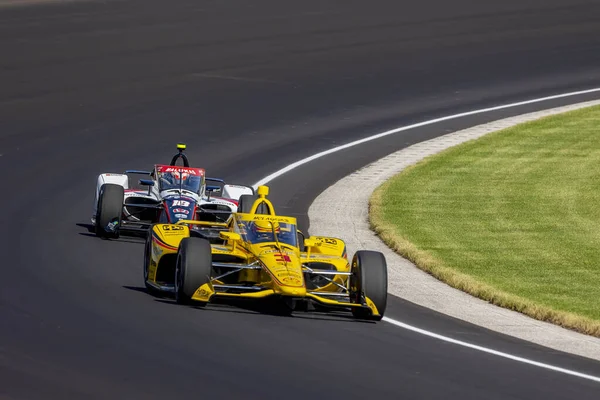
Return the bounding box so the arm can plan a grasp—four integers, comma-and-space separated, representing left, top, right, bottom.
189, 281, 380, 318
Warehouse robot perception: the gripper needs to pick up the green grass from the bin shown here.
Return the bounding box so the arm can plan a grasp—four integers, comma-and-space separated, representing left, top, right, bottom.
370, 105, 600, 337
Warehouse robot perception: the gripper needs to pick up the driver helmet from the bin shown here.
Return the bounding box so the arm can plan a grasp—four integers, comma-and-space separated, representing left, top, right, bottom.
171, 170, 190, 182
252, 219, 279, 240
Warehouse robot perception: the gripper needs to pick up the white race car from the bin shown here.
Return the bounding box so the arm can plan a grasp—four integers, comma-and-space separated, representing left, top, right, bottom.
92, 143, 254, 241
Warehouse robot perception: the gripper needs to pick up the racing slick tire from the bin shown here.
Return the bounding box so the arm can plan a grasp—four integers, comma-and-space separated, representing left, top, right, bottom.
175, 237, 212, 305
237, 194, 256, 213
237, 194, 270, 214
95, 183, 124, 239
349, 250, 388, 321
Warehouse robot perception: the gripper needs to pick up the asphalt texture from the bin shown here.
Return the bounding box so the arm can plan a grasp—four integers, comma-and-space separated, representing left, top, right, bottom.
1, 0, 600, 398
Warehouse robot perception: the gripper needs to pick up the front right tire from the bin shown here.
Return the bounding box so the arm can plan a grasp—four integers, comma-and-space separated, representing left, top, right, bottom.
349, 250, 388, 321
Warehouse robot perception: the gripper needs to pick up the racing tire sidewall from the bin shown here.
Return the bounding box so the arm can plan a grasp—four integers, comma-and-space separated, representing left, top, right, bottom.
237, 194, 257, 214
350, 250, 388, 320
175, 237, 212, 305
95, 183, 124, 239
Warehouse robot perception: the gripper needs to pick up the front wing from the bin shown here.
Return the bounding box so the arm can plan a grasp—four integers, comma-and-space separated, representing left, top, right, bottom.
189, 264, 382, 318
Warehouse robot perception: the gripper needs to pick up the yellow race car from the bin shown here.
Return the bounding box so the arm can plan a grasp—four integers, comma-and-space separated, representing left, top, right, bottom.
143, 185, 388, 320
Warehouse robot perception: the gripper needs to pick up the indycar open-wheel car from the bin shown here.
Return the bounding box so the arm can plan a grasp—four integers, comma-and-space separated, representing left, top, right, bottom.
144, 185, 388, 320
92, 143, 254, 240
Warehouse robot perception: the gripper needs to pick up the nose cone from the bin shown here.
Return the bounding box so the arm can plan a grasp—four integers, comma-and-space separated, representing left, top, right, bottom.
165, 197, 195, 222
277, 285, 307, 297
261, 250, 306, 291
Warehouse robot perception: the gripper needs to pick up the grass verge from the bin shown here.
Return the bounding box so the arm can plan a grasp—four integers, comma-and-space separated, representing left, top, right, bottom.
370, 105, 600, 337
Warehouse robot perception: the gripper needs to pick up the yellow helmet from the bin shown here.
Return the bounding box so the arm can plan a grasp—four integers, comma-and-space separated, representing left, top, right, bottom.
252, 219, 280, 233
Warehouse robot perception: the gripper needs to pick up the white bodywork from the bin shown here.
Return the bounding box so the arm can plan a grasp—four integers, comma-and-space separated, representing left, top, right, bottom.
222, 184, 255, 200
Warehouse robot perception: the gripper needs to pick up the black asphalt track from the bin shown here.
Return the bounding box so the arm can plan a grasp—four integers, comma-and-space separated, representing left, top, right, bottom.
1, 0, 600, 398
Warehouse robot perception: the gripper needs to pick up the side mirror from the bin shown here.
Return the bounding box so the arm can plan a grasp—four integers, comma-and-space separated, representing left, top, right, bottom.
220, 231, 241, 250
206, 185, 222, 193
220, 231, 240, 240
304, 238, 317, 248
304, 238, 320, 258
205, 178, 225, 199
220, 231, 241, 241
139, 179, 155, 195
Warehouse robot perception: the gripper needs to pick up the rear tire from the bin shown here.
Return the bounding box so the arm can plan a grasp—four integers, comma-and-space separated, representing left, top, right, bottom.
349, 251, 388, 321
95, 183, 124, 239
237, 194, 270, 214
174, 237, 213, 305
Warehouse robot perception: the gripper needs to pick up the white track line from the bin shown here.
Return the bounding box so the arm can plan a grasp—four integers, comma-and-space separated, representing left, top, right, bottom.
252, 87, 600, 189
384, 317, 600, 383
251, 87, 600, 382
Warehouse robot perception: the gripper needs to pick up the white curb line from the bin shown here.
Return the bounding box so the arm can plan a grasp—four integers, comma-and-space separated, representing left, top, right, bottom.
308, 99, 600, 361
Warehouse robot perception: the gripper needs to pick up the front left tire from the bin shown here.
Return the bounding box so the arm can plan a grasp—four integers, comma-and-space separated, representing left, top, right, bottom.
174, 237, 213, 305
95, 183, 124, 239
